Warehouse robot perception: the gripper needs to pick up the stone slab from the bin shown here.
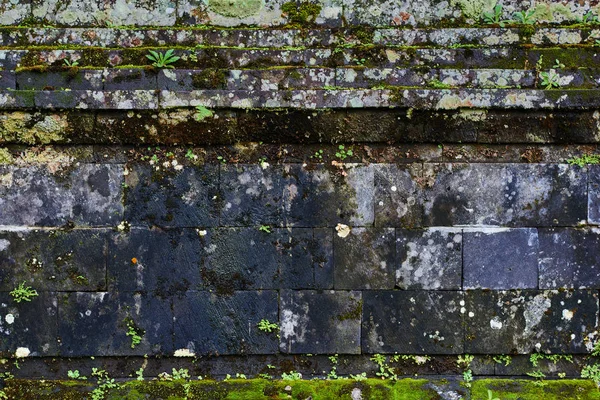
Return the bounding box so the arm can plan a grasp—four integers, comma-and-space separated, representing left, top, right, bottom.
280, 290, 362, 354
124, 163, 219, 228
334, 227, 395, 290
0, 229, 107, 291
590, 165, 600, 224
423, 163, 587, 226
0, 292, 58, 357
58, 291, 173, 356
464, 290, 598, 354
0, 164, 124, 227
373, 164, 422, 228
362, 291, 464, 354
173, 290, 278, 356
463, 228, 539, 290
396, 228, 462, 290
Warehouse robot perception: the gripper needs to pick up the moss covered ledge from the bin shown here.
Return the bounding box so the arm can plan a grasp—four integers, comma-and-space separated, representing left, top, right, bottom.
3, 378, 600, 400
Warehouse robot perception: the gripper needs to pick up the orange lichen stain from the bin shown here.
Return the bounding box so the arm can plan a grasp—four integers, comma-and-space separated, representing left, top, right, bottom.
131, 257, 138, 264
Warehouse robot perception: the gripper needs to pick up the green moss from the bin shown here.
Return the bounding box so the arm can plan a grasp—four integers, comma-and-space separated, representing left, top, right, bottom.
0, 147, 13, 164
0, 112, 67, 145
337, 298, 363, 321
208, 0, 263, 18
472, 379, 600, 400
282, 1, 322, 25
449, 0, 497, 20
191, 68, 227, 89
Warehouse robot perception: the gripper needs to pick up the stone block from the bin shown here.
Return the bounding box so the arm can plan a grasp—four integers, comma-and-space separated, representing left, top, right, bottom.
124, 164, 219, 227
590, 165, 600, 224
362, 291, 464, 354
539, 228, 600, 289
0, 70, 15, 90
0, 292, 58, 357
396, 228, 462, 290
280, 290, 361, 354
0, 229, 107, 291
58, 291, 173, 356
173, 290, 278, 356
103, 69, 157, 90
423, 163, 587, 226
463, 228, 539, 290
334, 227, 395, 290
108, 229, 202, 295
464, 290, 598, 354
374, 164, 422, 228
17, 71, 103, 90
0, 164, 124, 226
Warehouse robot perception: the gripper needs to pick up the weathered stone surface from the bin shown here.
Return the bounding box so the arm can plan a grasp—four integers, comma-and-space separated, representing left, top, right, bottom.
590, 165, 600, 224
539, 228, 600, 289
374, 164, 422, 227
396, 228, 462, 290
0, 292, 58, 357
124, 164, 219, 227
173, 290, 278, 356
463, 228, 539, 290
464, 290, 598, 354
0, 229, 107, 291
280, 290, 361, 354
0, 164, 124, 226
334, 227, 395, 290
423, 164, 587, 226
108, 228, 202, 294
17, 71, 103, 90
103, 69, 157, 90
362, 291, 464, 354
59, 291, 173, 356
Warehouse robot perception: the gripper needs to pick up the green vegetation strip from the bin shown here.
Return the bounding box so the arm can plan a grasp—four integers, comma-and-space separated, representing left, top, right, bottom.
4, 378, 600, 400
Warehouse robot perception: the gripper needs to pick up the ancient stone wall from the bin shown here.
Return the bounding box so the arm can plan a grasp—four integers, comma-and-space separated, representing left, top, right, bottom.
1, 0, 600, 398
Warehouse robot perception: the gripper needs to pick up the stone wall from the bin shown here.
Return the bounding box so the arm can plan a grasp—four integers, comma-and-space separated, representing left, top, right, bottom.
1, 0, 600, 398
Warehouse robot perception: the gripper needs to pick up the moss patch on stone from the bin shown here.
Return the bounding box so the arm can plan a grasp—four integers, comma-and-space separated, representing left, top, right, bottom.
208, 0, 263, 19
282, 1, 322, 25
0, 112, 66, 145
472, 379, 600, 400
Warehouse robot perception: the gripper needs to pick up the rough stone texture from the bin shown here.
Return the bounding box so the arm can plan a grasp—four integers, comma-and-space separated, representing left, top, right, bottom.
464, 290, 598, 354
539, 228, 600, 289
374, 164, 422, 228
590, 165, 600, 224
362, 291, 464, 354
396, 228, 462, 290
423, 164, 587, 227
58, 291, 173, 356
0, 164, 123, 227
173, 290, 278, 356
0, 292, 58, 357
463, 228, 539, 290
334, 227, 395, 290
0, 229, 107, 291
280, 290, 362, 354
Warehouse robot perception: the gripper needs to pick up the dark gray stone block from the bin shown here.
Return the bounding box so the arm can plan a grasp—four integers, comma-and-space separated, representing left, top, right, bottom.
539, 228, 600, 289
396, 228, 462, 290
362, 291, 464, 354
103, 69, 157, 90
58, 291, 173, 356
17, 70, 103, 90
0, 229, 107, 291
423, 164, 587, 226
280, 290, 361, 354
0, 292, 58, 357
374, 164, 422, 228
463, 228, 538, 290
108, 229, 202, 295
0, 70, 15, 90
173, 290, 278, 356
334, 227, 395, 290
279, 228, 334, 289
0, 164, 124, 226
590, 165, 600, 224
124, 164, 219, 227
464, 290, 598, 354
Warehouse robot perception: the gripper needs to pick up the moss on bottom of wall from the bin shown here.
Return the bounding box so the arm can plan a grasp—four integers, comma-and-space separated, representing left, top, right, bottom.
4, 378, 600, 400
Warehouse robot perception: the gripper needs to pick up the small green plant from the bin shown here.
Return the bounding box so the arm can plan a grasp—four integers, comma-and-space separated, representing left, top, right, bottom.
513, 10, 536, 24
90, 368, 118, 400
194, 105, 213, 121
482, 5, 504, 25
146, 49, 179, 68
63, 58, 79, 67
567, 154, 600, 167
216, 155, 226, 164
582, 364, 600, 385
457, 355, 474, 388
527, 370, 547, 386
428, 79, 452, 89
579, 11, 600, 24
257, 319, 278, 332
135, 367, 144, 381
185, 149, 198, 161
371, 354, 397, 380
10, 282, 38, 303
553, 59, 565, 69
335, 145, 353, 160
488, 390, 500, 400
540, 70, 560, 89
171, 368, 190, 380
327, 354, 339, 380
462, 369, 473, 387
281, 371, 302, 380
493, 355, 512, 366
258, 225, 272, 234
236, 373, 247, 379
67, 370, 87, 380
311, 149, 324, 160
351, 372, 368, 381
125, 320, 143, 349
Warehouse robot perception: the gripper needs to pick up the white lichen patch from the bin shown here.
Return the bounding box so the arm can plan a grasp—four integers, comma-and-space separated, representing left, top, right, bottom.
336, 223, 351, 238
5, 313, 14, 324
490, 316, 503, 330
523, 294, 551, 336
15, 347, 30, 358
174, 348, 195, 357
562, 309, 574, 321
